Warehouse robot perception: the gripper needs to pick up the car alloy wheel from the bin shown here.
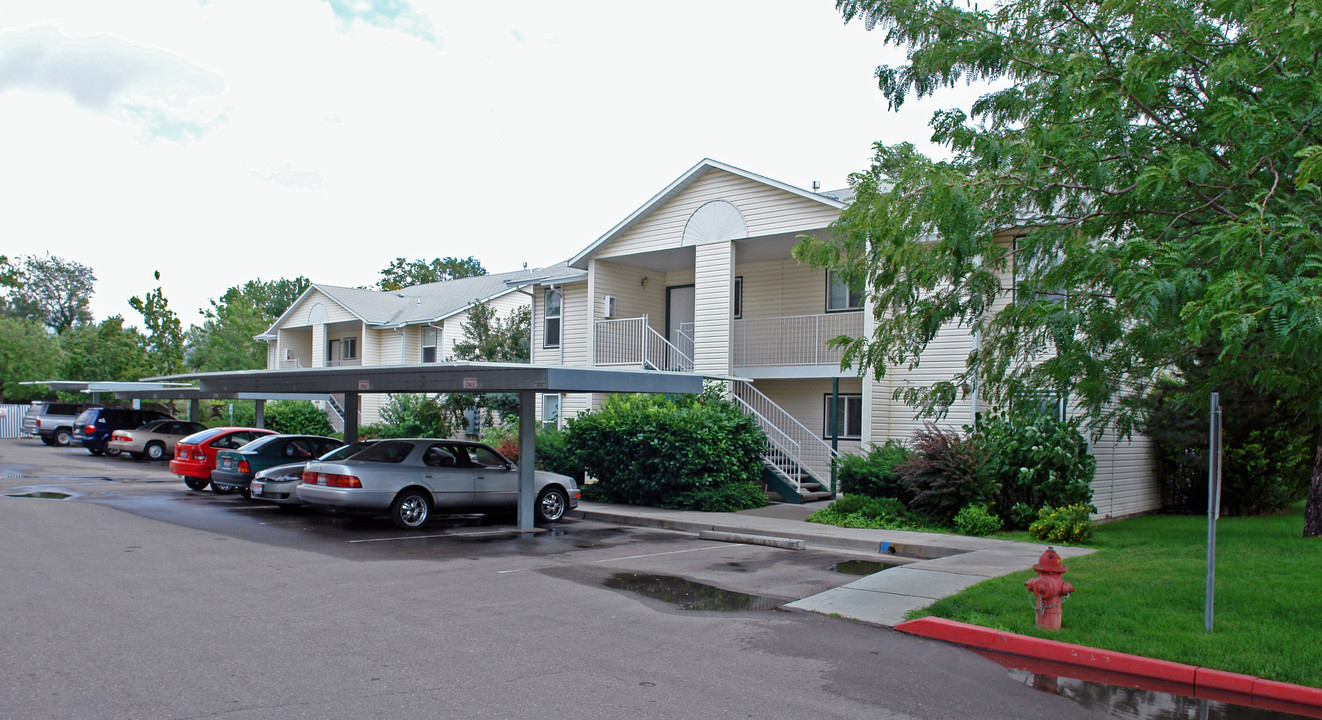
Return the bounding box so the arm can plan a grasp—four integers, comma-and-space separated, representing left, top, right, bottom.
391, 490, 430, 530
145, 442, 165, 461
536, 487, 567, 523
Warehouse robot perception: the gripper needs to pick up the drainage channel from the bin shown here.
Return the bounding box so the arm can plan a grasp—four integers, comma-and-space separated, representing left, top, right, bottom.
979, 650, 1319, 720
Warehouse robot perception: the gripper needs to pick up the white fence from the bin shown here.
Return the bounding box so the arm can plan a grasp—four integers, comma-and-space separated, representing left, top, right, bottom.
0, 404, 30, 439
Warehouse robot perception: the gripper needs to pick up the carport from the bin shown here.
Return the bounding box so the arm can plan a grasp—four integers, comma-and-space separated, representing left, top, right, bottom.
147, 362, 703, 531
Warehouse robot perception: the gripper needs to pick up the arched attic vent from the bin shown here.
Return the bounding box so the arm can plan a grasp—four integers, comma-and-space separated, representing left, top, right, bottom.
681, 200, 747, 247
307, 303, 329, 325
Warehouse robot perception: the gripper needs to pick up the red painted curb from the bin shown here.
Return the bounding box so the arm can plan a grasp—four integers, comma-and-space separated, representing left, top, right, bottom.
894, 617, 1322, 709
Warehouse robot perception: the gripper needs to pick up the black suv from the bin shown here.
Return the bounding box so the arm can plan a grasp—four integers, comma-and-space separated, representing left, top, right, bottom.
73, 407, 173, 456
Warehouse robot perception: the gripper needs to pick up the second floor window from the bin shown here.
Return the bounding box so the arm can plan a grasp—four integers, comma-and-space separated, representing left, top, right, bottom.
826, 269, 864, 312
733, 276, 743, 319
422, 327, 437, 363
544, 288, 562, 348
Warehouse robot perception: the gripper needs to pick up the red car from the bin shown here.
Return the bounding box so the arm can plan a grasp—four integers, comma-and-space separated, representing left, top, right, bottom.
170, 427, 278, 492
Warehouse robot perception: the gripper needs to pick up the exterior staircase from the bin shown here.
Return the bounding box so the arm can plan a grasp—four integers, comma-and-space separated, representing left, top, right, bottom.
594, 317, 841, 504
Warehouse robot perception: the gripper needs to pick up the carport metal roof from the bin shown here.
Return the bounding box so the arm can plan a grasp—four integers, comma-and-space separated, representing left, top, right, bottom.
146, 362, 704, 532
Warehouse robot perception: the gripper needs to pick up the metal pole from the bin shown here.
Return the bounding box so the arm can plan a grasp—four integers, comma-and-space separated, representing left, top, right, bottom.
1205, 392, 1222, 633
830, 378, 840, 494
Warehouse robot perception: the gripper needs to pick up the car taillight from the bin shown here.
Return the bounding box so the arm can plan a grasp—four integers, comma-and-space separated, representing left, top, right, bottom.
193, 450, 206, 460
325, 474, 361, 488
302, 470, 317, 484
85, 425, 96, 434
238, 460, 250, 473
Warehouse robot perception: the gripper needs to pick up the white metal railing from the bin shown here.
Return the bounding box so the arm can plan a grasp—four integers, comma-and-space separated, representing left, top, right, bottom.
732, 312, 864, 367
732, 380, 840, 491
594, 316, 694, 372
279, 359, 304, 369
677, 322, 695, 363
326, 358, 362, 367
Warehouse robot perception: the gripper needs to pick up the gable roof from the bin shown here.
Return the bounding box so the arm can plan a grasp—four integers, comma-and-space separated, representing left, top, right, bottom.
257, 266, 552, 339
568, 158, 849, 270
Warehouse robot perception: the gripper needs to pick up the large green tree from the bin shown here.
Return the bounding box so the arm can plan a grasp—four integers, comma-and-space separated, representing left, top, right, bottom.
2, 253, 96, 332
448, 303, 532, 422
59, 316, 150, 383
186, 277, 310, 372
795, 0, 1322, 534
0, 317, 62, 403
130, 271, 185, 377
377, 256, 486, 291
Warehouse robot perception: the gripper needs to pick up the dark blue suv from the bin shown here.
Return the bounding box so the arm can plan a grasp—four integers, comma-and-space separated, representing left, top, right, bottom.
73, 407, 173, 456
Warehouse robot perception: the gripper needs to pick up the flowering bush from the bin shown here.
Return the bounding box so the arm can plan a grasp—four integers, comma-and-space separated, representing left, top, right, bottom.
1028, 504, 1096, 543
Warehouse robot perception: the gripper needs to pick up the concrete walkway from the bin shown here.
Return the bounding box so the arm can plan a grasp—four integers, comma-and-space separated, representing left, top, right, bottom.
573, 501, 1093, 627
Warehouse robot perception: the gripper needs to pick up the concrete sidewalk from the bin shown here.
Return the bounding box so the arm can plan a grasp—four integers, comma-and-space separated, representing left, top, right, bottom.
573, 501, 1093, 627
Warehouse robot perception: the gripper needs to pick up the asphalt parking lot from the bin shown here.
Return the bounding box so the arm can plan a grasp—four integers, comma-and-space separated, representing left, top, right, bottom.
0, 437, 1107, 720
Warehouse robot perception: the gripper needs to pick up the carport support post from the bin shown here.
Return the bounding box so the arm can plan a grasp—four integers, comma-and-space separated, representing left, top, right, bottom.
517, 390, 536, 532
343, 392, 359, 444
189, 399, 200, 423
254, 400, 265, 429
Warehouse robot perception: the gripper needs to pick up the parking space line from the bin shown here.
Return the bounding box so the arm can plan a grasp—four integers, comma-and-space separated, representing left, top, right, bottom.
496, 543, 742, 574
348, 529, 512, 543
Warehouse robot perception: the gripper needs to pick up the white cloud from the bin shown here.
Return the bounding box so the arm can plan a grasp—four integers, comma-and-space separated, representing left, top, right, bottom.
0, 26, 224, 141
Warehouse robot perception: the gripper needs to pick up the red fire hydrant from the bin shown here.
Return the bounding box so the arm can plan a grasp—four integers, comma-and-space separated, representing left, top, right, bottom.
1024, 546, 1074, 631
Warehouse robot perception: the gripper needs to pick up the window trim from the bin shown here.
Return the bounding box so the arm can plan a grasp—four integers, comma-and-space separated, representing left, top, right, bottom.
542, 393, 561, 428
823, 393, 863, 440
733, 276, 743, 319
421, 326, 437, 363
543, 287, 562, 349
825, 270, 864, 313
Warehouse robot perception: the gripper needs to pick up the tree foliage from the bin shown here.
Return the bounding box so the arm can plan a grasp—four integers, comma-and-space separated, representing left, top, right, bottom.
187, 277, 309, 372
448, 303, 532, 423
1, 253, 96, 332
796, 0, 1322, 535
130, 271, 185, 376
377, 256, 486, 291
0, 317, 62, 403
59, 316, 150, 383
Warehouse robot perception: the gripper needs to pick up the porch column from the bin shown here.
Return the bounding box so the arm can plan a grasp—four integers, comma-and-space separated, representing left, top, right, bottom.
311, 324, 326, 367
692, 242, 733, 376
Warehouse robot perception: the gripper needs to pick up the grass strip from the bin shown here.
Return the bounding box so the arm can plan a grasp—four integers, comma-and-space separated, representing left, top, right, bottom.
910, 504, 1322, 688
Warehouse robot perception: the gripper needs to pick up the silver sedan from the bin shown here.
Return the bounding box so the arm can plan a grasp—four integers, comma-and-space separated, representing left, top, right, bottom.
249, 440, 377, 510
296, 439, 579, 529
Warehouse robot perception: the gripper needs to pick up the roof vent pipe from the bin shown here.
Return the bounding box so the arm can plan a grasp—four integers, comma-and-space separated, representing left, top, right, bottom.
812, 181, 820, 192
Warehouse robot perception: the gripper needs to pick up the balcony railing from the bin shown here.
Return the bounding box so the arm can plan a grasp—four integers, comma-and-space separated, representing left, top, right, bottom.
279, 359, 304, 369
326, 358, 362, 367
594, 316, 693, 372
732, 312, 863, 367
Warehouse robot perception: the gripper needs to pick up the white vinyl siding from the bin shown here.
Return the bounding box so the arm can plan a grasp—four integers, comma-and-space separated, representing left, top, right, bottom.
592, 260, 667, 334
692, 242, 733, 374
595, 169, 840, 260
751, 378, 863, 457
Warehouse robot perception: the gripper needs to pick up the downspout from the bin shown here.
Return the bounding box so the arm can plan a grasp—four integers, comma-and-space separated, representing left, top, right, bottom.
392, 327, 406, 364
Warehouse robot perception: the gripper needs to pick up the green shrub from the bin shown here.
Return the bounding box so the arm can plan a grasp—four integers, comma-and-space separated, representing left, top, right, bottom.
1028, 503, 1095, 543
953, 504, 1003, 536
977, 411, 1094, 529
660, 481, 766, 512
897, 423, 996, 523
262, 401, 335, 436
835, 440, 911, 499
807, 494, 919, 529
1146, 383, 1311, 516
480, 421, 520, 463
378, 393, 454, 439
565, 391, 765, 510
533, 423, 585, 481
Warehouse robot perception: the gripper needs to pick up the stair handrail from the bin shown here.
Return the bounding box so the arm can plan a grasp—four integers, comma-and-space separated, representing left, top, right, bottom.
732, 380, 841, 487
643, 324, 694, 372
730, 393, 804, 491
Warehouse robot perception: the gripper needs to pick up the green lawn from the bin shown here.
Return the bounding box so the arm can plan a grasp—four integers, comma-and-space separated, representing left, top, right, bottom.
911, 504, 1322, 688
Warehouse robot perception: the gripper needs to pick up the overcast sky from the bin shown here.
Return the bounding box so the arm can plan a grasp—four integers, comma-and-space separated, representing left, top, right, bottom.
0, 0, 982, 328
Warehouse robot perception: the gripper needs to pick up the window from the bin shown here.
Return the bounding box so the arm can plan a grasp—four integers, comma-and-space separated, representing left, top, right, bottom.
826, 270, 863, 312
422, 327, 437, 363
342, 337, 357, 360
823, 394, 863, 440
544, 288, 562, 348
733, 276, 743, 319
542, 393, 561, 427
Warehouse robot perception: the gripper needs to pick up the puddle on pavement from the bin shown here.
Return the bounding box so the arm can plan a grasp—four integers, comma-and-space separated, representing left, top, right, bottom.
979, 651, 1317, 720
602, 572, 783, 612
830, 559, 892, 575
6, 491, 73, 500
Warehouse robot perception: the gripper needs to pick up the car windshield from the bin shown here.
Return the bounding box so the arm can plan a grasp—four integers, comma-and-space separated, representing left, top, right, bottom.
179, 428, 225, 445
352, 441, 413, 464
